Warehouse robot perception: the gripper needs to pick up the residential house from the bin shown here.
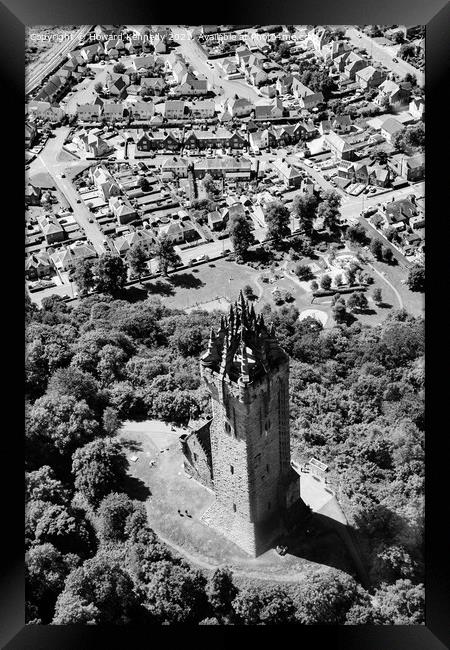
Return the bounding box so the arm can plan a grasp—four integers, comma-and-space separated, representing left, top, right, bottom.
25, 251, 53, 280
272, 159, 302, 188
254, 97, 284, 120
193, 156, 253, 180
131, 100, 154, 120
51, 243, 97, 272
307, 26, 330, 52
164, 100, 186, 120
356, 66, 386, 89
389, 152, 425, 182
190, 99, 215, 118
219, 58, 239, 78
319, 114, 352, 135
226, 97, 253, 117
25, 184, 42, 206
321, 39, 348, 63
109, 196, 138, 225
74, 131, 113, 157
325, 129, 368, 160
114, 228, 155, 256
247, 65, 268, 87
135, 130, 181, 151
77, 103, 102, 122
291, 77, 324, 109
91, 165, 121, 200
172, 60, 189, 83
343, 52, 369, 80
276, 74, 293, 95
35, 73, 70, 104
102, 102, 125, 121
376, 79, 410, 109
235, 46, 252, 68
107, 73, 130, 98
409, 97, 425, 120
249, 128, 277, 150
183, 128, 247, 150
207, 210, 226, 231
38, 215, 65, 244
25, 122, 37, 148
300, 177, 315, 196
160, 156, 189, 177
175, 74, 209, 95
80, 43, 104, 62
140, 77, 166, 95
380, 117, 404, 143
27, 101, 65, 123
131, 55, 155, 72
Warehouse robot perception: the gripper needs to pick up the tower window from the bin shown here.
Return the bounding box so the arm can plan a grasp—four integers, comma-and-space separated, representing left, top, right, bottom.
268, 501, 271, 511
254, 453, 261, 467
230, 465, 234, 474
266, 464, 270, 474
225, 422, 231, 434
193, 452, 198, 462
233, 503, 237, 512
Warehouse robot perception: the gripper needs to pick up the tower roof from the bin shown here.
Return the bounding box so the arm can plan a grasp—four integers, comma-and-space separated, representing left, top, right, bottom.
201, 293, 287, 384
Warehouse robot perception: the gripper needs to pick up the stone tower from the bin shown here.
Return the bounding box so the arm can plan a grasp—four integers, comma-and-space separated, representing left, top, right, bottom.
200, 292, 303, 557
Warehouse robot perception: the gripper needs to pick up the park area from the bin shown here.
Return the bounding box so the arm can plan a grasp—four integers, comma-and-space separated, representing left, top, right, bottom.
138, 248, 408, 329
118, 419, 358, 583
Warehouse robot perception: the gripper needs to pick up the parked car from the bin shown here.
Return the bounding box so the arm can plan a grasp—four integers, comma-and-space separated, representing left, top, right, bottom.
392, 57, 398, 63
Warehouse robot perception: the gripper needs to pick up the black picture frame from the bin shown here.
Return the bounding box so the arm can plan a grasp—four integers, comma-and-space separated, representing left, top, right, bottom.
3, 1, 449, 647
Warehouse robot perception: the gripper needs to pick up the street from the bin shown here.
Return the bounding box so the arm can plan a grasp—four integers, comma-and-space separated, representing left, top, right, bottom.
345, 27, 424, 88
171, 28, 261, 103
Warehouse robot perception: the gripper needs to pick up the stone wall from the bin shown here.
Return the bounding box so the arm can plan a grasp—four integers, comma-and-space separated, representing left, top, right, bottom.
180, 421, 213, 490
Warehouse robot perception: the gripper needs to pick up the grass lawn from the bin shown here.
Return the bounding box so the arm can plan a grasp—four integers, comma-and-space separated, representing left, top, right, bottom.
118, 420, 357, 582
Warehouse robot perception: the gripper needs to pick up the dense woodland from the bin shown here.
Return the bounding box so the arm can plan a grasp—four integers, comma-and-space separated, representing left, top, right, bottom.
25, 290, 424, 625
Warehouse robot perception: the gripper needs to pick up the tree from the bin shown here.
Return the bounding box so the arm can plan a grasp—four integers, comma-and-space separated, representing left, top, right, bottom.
317, 190, 342, 233
347, 223, 368, 245
382, 246, 394, 264
232, 587, 262, 624
356, 291, 369, 311
71, 438, 128, 508
229, 214, 255, 262
154, 234, 181, 276
53, 554, 141, 624
32, 503, 95, 556
335, 273, 343, 287
102, 406, 121, 436
113, 62, 126, 74
295, 264, 314, 281
373, 287, 382, 304
127, 242, 148, 280
347, 292, 360, 312
265, 201, 291, 248
27, 394, 99, 468
320, 274, 332, 290
73, 259, 96, 296
94, 82, 103, 94
332, 300, 348, 324
202, 173, 217, 198
242, 284, 255, 300
310, 280, 319, 292
95, 254, 127, 296
206, 567, 238, 620
97, 493, 137, 543
374, 580, 424, 624
292, 194, 318, 237
26, 466, 69, 505
141, 560, 208, 624
26, 543, 77, 623
295, 571, 370, 624
370, 238, 383, 260
406, 265, 425, 292
138, 177, 150, 192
